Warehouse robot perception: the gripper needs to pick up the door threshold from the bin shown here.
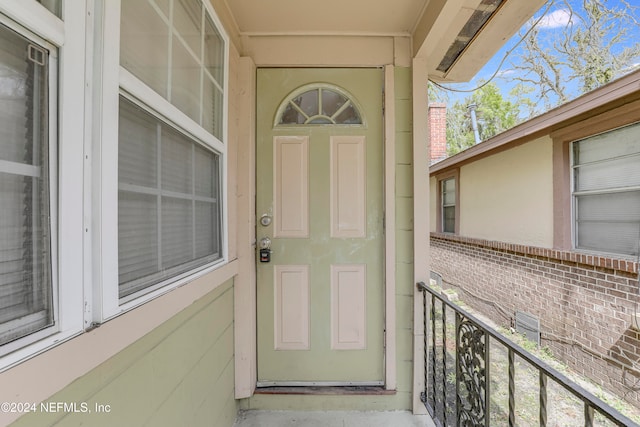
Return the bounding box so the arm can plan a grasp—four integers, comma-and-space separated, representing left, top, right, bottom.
254, 386, 396, 396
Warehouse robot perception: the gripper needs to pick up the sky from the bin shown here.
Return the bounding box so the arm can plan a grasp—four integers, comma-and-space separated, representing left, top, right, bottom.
437, 0, 640, 115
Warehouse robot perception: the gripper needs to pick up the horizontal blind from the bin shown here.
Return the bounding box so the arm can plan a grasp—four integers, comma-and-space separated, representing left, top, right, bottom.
441, 178, 455, 233
0, 25, 53, 345
118, 97, 222, 298
573, 123, 640, 256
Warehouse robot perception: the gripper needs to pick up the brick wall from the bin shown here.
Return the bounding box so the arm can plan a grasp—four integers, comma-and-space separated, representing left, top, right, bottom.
429, 103, 447, 164
430, 232, 640, 409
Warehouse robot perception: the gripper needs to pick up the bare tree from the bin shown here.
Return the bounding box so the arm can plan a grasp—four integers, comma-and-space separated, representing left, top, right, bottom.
510, 0, 640, 111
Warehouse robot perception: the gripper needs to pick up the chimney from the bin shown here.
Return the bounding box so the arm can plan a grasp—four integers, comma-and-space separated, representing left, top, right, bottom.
429, 103, 447, 164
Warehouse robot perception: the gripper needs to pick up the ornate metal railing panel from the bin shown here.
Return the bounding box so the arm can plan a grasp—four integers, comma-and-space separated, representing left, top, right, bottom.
417, 281, 637, 427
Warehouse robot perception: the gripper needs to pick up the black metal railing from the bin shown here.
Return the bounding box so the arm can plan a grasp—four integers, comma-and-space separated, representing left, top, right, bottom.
417, 280, 638, 427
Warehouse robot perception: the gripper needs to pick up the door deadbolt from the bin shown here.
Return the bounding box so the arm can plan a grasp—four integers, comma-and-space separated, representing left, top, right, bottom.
260, 213, 272, 227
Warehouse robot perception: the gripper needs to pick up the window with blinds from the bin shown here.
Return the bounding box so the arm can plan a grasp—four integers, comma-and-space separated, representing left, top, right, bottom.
117, 0, 226, 300
118, 98, 222, 298
442, 177, 456, 233
573, 123, 640, 256
0, 25, 54, 346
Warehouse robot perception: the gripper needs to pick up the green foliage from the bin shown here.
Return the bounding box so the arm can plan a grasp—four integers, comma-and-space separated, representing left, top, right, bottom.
445, 82, 520, 155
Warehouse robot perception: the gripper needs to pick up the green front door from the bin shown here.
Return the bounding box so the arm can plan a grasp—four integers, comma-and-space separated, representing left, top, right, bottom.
256, 68, 384, 385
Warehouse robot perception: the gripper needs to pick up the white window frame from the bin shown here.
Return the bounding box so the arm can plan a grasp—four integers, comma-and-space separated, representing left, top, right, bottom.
94, 0, 229, 322
0, 1, 86, 370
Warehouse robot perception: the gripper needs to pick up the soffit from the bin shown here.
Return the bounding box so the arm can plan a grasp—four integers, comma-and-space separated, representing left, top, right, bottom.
224, 0, 427, 35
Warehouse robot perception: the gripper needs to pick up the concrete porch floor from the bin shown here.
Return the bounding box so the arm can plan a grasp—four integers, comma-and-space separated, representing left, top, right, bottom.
233, 410, 436, 427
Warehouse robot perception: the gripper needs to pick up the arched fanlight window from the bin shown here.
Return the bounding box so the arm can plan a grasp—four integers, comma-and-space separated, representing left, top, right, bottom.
276, 84, 363, 126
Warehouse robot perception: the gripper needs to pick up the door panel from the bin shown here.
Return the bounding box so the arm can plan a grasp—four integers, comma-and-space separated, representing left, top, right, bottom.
274, 265, 310, 350
330, 136, 366, 238
273, 136, 309, 238
330, 264, 367, 350
256, 68, 384, 384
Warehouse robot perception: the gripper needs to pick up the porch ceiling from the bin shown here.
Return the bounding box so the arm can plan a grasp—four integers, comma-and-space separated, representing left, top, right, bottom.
223, 0, 427, 35
222, 0, 545, 82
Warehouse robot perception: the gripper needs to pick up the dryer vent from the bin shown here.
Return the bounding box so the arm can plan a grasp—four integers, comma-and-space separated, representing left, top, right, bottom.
515, 310, 540, 347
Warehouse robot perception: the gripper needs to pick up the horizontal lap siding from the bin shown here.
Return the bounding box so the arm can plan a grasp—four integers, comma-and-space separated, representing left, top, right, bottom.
11, 280, 237, 427
430, 234, 640, 409
394, 67, 415, 407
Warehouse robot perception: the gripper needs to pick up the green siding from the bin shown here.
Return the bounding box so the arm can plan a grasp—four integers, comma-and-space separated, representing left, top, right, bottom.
243, 66, 415, 411
393, 67, 414, 405
11, 280, 237, 427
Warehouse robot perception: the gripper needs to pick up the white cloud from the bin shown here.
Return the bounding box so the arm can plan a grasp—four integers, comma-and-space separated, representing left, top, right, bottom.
497, 69, 515, 77
536, 9, 573, 29
620, 62, 640, 74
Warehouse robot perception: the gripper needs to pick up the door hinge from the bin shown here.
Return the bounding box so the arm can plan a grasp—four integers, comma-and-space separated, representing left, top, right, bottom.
383, 329, 386, 349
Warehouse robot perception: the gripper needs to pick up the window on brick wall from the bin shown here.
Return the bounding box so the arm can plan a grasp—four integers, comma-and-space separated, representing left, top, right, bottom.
572, 122, 640, 257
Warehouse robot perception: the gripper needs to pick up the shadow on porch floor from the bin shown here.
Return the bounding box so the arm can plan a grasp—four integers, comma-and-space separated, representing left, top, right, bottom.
233, 410, 436, 427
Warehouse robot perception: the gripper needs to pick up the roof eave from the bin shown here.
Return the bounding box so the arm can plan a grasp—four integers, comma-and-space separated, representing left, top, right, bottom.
430, 69, 640, 175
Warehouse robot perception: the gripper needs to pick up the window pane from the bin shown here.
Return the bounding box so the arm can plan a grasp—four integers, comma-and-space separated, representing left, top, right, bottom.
202, 75, 223, 139
577, 220, 640, 257
194, 144, 216, 197
118, 97, 222, 298
120, 0, 170, 98
0, 26, 53, 345
161, 196, 194, 269
36, 0, 61, 18
575, 191, 640, 256
173, 0, 202, 58
574, 124, 640, 165
280, 102, 306, 125
334, 103, 361, 124
204, 16, 224, 85
171, 37, 201, 125
293, 90, 319, 118
119, 102, 158, 188
151, 0, 171, 18
575, 154, 640, 192
321, 89, 347, 117
443, 206, 455, 233
195, 201, 219, 258
121, 0, 226, 141
442, 178, 456, 205
118, 191, 159, 286
308, 117, 333, 124
162, 126, 192, 194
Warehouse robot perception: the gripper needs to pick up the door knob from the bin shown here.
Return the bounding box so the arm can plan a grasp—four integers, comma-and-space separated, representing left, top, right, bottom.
259, 237, 272, 249
259, 237, 272, 263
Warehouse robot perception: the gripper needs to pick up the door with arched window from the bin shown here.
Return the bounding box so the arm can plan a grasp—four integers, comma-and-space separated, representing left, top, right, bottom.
256, 68, 384, 386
